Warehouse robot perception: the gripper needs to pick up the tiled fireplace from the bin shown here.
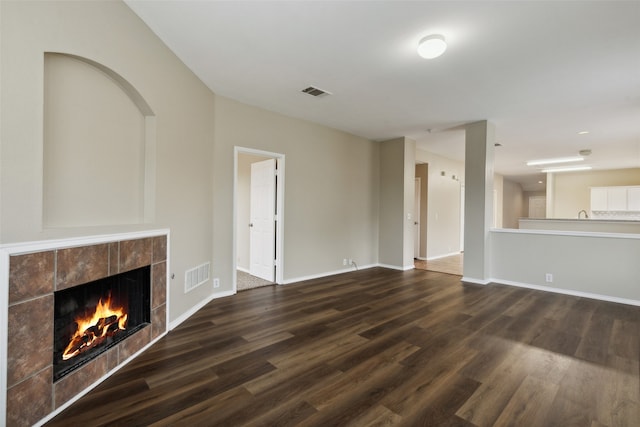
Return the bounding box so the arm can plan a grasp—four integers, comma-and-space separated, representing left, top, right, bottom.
2, 231, 169, 426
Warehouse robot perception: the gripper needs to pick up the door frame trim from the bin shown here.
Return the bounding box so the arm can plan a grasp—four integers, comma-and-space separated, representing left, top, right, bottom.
233, 146, 285, 292
414, 177, 421, 258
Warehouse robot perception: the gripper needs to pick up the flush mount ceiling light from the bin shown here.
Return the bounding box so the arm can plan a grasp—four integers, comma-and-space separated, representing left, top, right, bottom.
526, 156, 584, 166
541, 165, 592, 173
418, 34, 447, 59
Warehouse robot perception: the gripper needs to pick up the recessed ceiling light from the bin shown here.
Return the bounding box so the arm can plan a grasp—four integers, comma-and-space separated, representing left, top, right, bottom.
417, 34, 447, 59
538, 181, 543, 184
578, 131, 589, 135
526, 156, 584, 166
541, 165, 592, 173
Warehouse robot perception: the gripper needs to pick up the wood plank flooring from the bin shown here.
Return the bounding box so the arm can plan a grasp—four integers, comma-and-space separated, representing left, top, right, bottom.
414, 254, 463, 276
46, 268, 639, 426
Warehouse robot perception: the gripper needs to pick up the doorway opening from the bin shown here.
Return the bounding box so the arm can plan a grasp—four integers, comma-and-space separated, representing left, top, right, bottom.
414, 163, 428, 261
413, 161, 464, 276
234, 147, 285, 292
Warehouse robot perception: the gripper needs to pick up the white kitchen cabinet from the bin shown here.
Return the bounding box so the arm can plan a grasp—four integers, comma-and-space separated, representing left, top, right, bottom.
591, 186, 640, 212
628, 187, 640, 211
590, 187, 608, 211
608, 187, 628, 211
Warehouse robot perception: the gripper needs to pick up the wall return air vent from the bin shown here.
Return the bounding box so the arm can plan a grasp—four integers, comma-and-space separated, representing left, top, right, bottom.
185, 261, 210, 293
301, 86, 331, 97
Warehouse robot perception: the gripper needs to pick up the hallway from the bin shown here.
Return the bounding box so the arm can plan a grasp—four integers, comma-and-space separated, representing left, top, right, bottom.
415, 253, 463, 276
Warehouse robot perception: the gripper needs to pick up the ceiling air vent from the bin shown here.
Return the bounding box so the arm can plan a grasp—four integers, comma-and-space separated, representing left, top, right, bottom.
301, 86, 331, 98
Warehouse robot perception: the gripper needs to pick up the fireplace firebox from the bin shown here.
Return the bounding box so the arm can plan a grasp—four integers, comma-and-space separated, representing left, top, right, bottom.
53, 266, 151, 381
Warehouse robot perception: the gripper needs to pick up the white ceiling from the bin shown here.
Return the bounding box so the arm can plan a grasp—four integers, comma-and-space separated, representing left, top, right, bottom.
125, 0, 640, 191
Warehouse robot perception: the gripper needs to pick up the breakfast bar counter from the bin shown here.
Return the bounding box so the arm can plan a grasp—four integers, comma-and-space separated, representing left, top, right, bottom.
518, 218, 640, 234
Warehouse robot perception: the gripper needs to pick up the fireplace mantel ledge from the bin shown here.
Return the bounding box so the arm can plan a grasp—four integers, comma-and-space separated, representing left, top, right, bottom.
0, 228, 170, 254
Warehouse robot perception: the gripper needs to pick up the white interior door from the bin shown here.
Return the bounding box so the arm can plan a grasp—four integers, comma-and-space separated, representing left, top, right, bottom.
414, 178, 421, 258
250, 158, 276, 281
529, 196, 546, 218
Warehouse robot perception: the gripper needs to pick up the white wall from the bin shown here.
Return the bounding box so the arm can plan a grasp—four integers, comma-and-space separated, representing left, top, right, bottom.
213, 95, 380, 286
1, 0, 216, 321
415, 149, 464, 259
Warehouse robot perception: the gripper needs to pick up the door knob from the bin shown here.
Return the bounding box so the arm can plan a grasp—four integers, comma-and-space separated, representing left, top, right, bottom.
249, 223, 254, 227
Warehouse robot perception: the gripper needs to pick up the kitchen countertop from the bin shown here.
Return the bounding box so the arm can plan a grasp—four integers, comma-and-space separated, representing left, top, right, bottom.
518, 218, 640, 233
520, 218, 640, 223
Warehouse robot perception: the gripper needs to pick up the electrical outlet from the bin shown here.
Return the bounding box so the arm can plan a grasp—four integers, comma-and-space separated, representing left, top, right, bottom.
545, 273, 553, 283
343, 258, 347, 266
213, 278, 220, 288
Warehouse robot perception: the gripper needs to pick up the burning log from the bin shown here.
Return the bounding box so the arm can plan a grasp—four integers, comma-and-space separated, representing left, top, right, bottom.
62, 294, 128, 361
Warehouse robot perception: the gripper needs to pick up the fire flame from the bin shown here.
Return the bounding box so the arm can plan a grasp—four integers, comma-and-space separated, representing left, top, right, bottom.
62, 293, 128, 361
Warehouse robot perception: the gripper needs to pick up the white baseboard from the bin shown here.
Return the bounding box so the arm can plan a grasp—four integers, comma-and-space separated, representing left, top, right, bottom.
169, 289, 235, 330
237, 266, 250, 274
461, 276, 490, 285
426, 252, 462, 261
490, 278, 640, 307
377, 263, 414, 271
282, 263, 378, 285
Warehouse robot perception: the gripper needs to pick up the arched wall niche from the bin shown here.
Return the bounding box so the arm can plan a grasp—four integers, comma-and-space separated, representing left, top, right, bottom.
43, 52, 156, 228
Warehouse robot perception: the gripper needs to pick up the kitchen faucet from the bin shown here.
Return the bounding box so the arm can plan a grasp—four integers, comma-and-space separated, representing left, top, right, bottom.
578, 209, 589, 219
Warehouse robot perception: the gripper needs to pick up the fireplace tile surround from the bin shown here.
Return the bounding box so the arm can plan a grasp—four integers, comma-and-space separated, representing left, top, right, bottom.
2, 231, 169, 426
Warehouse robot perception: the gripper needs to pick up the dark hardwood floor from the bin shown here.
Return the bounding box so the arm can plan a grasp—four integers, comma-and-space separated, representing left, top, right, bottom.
46, 268, 639, 426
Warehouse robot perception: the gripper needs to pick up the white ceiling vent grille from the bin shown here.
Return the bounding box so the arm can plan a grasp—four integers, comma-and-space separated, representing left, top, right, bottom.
185, 262, 210, 293
301, 86, 331, 97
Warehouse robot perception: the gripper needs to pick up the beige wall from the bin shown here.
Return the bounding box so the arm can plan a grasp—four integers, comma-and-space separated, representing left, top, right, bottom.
550, 168, 640, 218
213, 95, 380, 285
492, 230, 640, 301
43, 53, 147, 228
378, 139, 405, 267
1, 0, 216, 321
502, 177, 524, 229
379, 138, 415, 269
494, 174, 504, 227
